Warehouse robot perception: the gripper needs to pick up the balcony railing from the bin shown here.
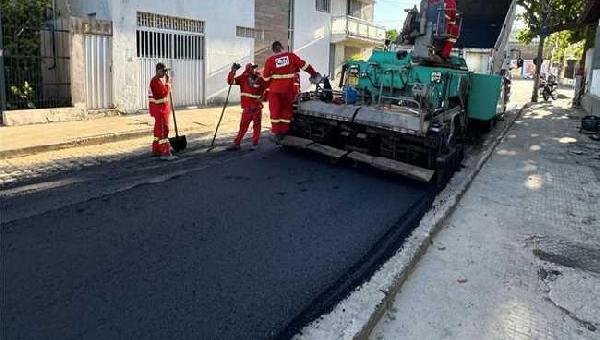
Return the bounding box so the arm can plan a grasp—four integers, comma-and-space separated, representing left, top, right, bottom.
331, 15, 386, 45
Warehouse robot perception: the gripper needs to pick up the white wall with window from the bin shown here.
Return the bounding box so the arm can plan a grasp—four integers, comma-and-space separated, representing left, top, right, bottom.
70, 0, 255, 112
293, 0, 334, 91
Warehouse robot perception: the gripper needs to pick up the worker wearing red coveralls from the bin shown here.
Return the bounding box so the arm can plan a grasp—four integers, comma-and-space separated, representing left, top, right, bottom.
148, 62, 174, 159
438, 0, 459, 59
226, 62, 266, 150
262, 41, 322, 142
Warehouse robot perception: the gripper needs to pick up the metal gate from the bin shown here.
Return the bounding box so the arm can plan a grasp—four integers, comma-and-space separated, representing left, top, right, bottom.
84, 34, 113, 109
136, 12, 205, 109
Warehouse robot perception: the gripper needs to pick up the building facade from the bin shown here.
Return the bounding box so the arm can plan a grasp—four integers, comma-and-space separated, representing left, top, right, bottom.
68, 0, 384, 113
582, 19, 600, 115
292, 0, 384, 90
1, 0, 384, 121
68, 0, 256, 113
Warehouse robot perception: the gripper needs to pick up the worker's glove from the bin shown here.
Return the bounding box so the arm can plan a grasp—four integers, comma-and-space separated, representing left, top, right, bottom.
232, 63, 241, 72
309, 72, 323, 85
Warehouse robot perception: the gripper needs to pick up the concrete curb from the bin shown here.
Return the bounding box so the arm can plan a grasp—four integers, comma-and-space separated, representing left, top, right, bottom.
294, 103, 532, 340
0, 126, 202, 159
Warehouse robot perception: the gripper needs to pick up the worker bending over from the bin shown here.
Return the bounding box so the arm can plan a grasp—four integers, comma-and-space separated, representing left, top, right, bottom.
148, 62, 175, 160
226, 62, 266, 150
262, 41, 322, 142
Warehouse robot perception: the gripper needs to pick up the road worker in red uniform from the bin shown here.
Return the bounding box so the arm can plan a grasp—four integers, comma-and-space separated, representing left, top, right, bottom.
226, 62, 266, 150
262, 41, 322, 142
438, 0, 459, 59
148, 62, 175, 160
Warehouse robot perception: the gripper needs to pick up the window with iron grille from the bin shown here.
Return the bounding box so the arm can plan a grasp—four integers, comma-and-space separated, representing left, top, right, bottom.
316, 0, 331, 13
136, 12, 205, 34
136, 12, 205, 60
136, 30, 204, 60
236, 26, 265, 40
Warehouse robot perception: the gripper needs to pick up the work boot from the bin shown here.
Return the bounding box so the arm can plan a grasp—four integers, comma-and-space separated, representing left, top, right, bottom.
250, 144, 259, 151
226, 143, 241, 151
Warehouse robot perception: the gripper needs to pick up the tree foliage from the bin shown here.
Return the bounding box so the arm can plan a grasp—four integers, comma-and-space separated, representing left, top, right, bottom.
516, 0, 586, 37
1, 0, 52, 109
544, 30, 584, 62
1, 0, 52, 56
386, 29, 399, 42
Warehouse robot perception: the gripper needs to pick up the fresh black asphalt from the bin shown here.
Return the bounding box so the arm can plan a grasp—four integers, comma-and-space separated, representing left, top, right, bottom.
1, 146, 434, 339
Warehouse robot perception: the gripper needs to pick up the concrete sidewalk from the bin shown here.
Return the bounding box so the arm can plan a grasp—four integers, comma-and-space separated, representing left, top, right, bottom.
371, 94, 600, 339
0, 104, 267, 158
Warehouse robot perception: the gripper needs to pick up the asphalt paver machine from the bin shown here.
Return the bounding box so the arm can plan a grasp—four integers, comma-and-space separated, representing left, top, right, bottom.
281, 0, 506, 184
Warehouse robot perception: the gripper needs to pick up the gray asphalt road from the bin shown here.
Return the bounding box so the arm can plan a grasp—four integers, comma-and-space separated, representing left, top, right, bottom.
1, 144, 434, 339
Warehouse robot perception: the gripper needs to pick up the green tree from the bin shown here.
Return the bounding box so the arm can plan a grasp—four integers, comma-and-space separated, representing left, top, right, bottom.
386, 29, 399, 42
1, 0, 51, 55
1, 0, 52, 109
544, 31, 584, 62
516, 0, 587, 102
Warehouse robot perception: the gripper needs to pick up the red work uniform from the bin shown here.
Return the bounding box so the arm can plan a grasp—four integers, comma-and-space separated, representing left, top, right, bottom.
439, 0, 459, 59
263, 52, 317, 135
227, 65, 266, 146
148, 76, 171, 156
293, 73, 301, 101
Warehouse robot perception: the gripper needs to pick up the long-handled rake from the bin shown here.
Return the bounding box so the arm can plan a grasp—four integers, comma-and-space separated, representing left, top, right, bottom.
206, 84, 233, 152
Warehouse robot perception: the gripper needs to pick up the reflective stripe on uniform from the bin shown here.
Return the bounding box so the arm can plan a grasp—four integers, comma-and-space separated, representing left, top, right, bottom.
270, 74, 295, 79
241, 93, 261, 98
447, 38, 457, 43
158, 138, 170, 144
271, 119, 291, 124
301, 62, 311, 71
448, 21, 456, 25
148, 97, 169, 104
153, 137, 160, 142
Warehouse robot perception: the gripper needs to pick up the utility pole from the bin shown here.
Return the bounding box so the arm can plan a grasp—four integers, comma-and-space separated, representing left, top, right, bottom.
0, 10, 7, 116
288, 0, 295, 51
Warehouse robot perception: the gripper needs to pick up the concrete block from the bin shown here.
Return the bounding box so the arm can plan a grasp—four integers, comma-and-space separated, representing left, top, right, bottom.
2, 107, 86, 126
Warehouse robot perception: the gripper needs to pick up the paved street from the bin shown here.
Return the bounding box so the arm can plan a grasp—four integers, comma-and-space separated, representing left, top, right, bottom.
0, 81, 535, 339
1, 139, 436, 339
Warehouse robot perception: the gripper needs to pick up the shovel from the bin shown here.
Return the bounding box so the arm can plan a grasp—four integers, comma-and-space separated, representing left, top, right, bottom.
206, 83, 233, 152
168, 92, 187, 152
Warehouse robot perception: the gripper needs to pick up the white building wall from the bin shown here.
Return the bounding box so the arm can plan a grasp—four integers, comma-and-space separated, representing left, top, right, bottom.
331, 0, 347, 16
293, 0, 333, 90
70, 0, 254, 112
292, 0, 379, 89
68, 0, 111, 20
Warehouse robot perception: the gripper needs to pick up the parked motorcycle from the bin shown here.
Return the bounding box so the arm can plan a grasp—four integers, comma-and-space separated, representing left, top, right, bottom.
539, 74, 558, 101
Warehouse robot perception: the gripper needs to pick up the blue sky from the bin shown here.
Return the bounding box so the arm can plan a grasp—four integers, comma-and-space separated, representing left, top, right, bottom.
374, 0, 421, 31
